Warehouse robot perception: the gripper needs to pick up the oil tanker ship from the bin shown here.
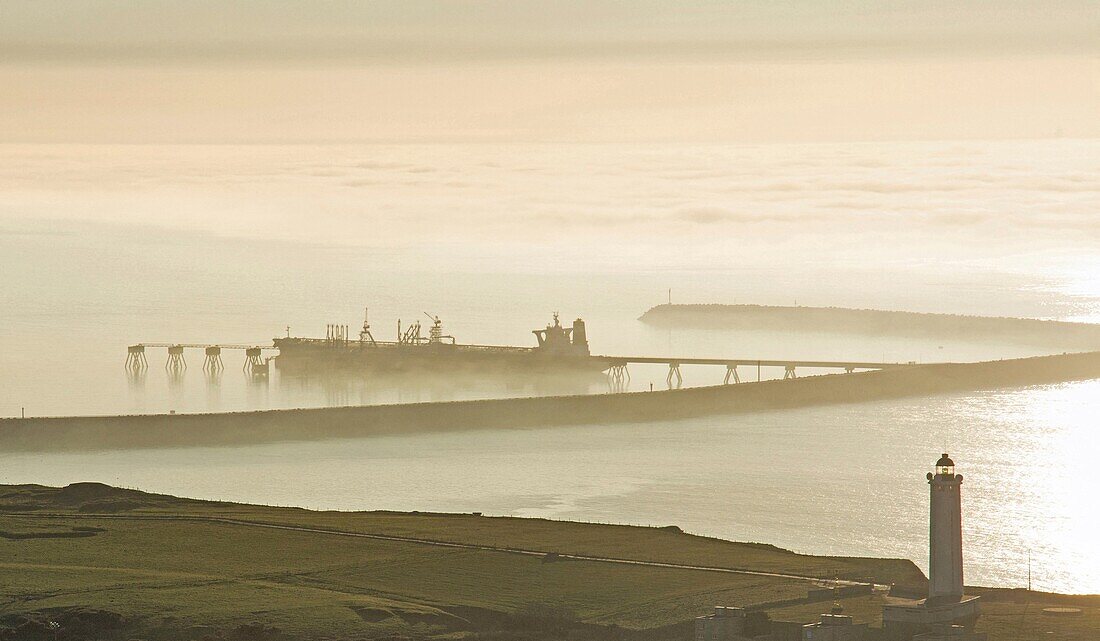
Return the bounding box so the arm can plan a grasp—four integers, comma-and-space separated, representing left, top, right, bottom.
273, 311, 604, 375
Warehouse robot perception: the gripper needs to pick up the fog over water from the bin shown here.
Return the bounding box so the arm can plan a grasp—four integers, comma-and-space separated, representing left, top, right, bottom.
2, 140, 1099, 594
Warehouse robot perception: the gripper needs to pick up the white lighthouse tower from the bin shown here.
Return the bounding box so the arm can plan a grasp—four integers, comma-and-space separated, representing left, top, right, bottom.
927, 453, 964, 603
882, 453, 981, 640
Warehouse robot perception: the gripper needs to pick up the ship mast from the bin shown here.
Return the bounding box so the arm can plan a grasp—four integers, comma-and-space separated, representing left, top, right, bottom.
359, 307, 376, 345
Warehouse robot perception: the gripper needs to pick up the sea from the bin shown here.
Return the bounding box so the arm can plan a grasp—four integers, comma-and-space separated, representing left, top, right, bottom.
1, 139, 1098, 594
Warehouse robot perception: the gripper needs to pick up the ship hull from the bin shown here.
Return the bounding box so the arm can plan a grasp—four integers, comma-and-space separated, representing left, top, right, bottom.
272, 339, 606, 377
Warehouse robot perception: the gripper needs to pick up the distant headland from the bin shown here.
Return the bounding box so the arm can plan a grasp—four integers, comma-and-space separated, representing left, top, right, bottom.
639, 304, 1100, 349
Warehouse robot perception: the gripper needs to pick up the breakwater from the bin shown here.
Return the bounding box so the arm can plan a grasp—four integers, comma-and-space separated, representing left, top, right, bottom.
639, 304, 1100, 349
3, 351, 1099, 452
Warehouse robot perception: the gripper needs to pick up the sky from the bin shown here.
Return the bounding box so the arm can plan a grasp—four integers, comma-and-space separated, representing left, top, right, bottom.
1, 1, 1098, 142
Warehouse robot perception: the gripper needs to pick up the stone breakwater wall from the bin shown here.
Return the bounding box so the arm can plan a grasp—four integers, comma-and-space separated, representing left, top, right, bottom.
3, 351, 1099, 452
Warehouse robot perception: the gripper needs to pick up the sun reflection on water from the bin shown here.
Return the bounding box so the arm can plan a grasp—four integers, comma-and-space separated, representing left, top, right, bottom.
1041, 261, 1100, 322
960, 381, 1100, 593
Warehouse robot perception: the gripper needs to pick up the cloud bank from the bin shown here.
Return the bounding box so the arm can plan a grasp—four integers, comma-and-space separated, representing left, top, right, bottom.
1, 2, 1097, 143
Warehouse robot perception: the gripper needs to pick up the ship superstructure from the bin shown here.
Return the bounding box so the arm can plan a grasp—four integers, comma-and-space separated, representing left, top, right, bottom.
533, 313, 589, 356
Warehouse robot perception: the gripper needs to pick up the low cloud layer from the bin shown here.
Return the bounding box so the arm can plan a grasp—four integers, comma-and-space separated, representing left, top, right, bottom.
1, 140, 1097, 273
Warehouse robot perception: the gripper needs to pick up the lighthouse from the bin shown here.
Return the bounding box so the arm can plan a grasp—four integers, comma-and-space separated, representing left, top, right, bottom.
927, 453, 964, 603
882, 453, 981, 640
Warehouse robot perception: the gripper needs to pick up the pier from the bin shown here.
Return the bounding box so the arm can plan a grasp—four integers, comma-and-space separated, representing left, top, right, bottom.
594, 356, 908, 390
126, 343, 278, 376
127, 313, 911, 390
127, 340, 909, 390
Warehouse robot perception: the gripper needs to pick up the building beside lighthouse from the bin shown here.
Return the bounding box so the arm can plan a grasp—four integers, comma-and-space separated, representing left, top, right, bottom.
882, 454, 981, 640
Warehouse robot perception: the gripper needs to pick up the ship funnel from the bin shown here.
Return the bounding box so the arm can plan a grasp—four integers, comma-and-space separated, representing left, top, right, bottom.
572, 319, 589, 354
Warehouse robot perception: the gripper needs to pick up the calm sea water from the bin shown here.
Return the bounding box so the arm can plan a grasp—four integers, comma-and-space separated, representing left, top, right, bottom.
1, 140, 1098, 593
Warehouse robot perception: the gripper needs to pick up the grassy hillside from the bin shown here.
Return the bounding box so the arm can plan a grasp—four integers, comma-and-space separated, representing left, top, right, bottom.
0, 483, 913, 640
1, 484, 1096, 641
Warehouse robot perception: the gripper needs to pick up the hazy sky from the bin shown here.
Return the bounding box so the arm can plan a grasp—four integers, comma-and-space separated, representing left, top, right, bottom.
1, 1, 1097, 142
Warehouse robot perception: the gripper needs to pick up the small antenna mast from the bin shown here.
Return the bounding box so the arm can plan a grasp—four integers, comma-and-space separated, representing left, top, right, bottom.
1027, 549, 1032, 592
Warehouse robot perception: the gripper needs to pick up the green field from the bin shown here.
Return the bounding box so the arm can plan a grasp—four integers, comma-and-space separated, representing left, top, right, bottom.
0, 483, 1095, 640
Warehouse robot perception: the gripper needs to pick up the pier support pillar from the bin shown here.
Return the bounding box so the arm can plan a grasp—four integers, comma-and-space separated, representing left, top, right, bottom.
126, 344, 148, 370
667, 362, 682, 389
606, 362, 629, 393
165, 345, 186, 373
244, 347, 264, 373
723, 364, 740, 384
203, 346, 224, 373
783, 364, 797, 380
